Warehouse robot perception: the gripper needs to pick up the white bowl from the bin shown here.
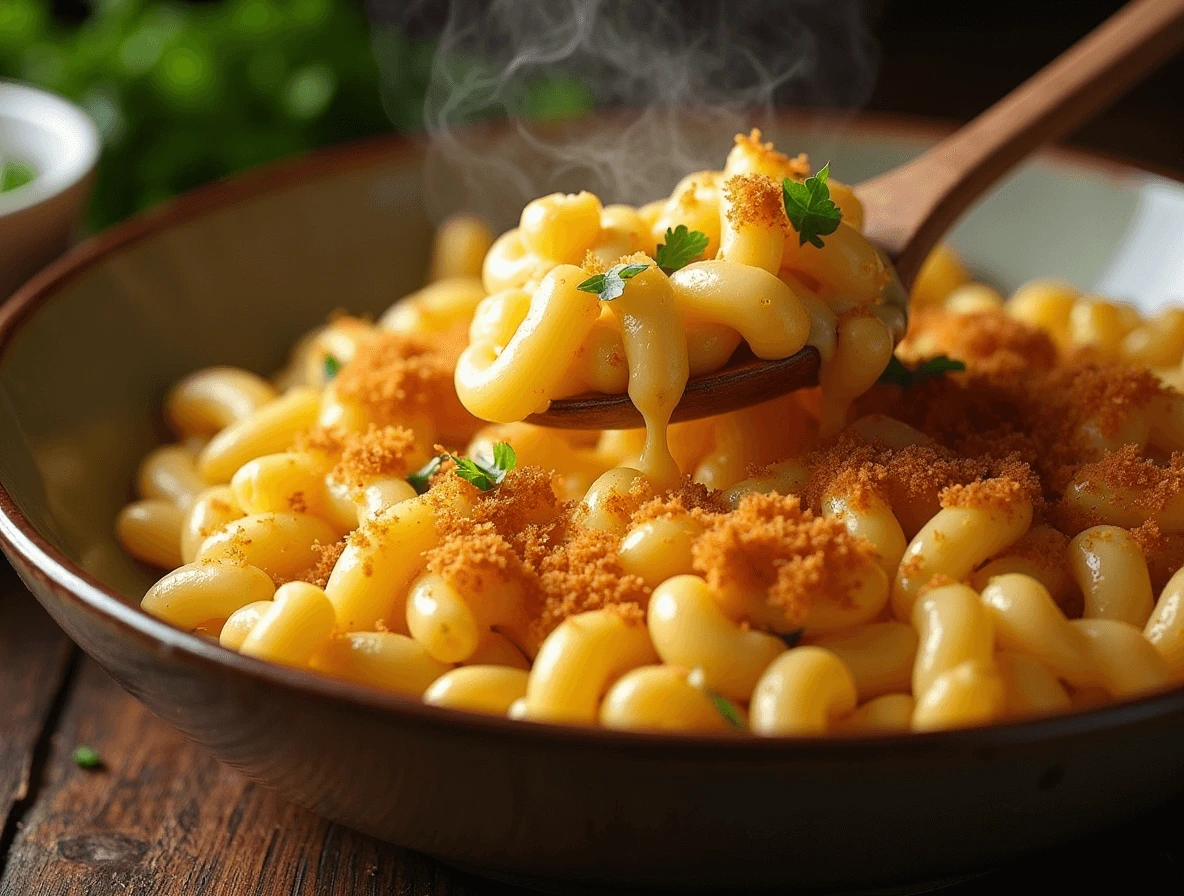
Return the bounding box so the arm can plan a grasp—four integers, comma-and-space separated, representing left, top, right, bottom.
0, 80, 101, 299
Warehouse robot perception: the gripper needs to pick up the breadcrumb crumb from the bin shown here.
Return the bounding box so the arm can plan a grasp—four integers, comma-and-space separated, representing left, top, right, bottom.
692, 493, 877, 629
298, 539, 347, 589
723, 174, 788, 231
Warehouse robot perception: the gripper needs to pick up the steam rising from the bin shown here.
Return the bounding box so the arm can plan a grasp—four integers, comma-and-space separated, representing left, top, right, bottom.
373, 0, 880, 228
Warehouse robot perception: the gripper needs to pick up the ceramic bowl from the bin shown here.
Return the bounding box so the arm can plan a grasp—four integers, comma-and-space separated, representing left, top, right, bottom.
2, 116, 1184, 893
0, 80, 100, 299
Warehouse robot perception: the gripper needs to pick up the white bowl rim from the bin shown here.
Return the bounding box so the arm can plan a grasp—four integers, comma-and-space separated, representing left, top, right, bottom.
0, 79, 101, 216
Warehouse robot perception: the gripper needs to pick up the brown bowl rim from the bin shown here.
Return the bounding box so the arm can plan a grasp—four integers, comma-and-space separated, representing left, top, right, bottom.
2, 111, 1184, 756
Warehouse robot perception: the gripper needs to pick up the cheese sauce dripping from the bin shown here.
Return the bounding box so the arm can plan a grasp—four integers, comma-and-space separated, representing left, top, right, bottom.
454, 131, 900, 489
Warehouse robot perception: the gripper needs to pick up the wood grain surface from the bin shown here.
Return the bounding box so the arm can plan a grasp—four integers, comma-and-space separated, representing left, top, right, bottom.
0, 566, 74, 855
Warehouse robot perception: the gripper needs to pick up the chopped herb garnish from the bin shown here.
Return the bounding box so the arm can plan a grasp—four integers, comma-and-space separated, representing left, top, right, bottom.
406, 455, 444, 495
1, 161, 36, 193
779, 628, 804, 649
491, 441, 517, 473
708, 691, 746, 731
878, 354, 966, 389
323, 354, 341, 380
576, 262, 650, 302
450, 442, 517, 490
782, 162, 843, 249
73, 746, 102, 769
655, 225, 709, 274
449, 456, 499, 490
407, 443, 518, 493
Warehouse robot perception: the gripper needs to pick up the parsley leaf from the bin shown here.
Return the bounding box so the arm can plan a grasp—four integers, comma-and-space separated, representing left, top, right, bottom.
323, 354, 341, 380
73, 746, 102, 769
655, 225, 709, 274
782, 162, 843, 249
878, 354, 966, 389
576, 262, 650, 301
450, 456, 499, 490
406, 455, 444, 495
448, 441, 519, 491
492, 441, 518, 473
407, 443, 518, 494
708, 691, 746, 731
779, 628, 804, 649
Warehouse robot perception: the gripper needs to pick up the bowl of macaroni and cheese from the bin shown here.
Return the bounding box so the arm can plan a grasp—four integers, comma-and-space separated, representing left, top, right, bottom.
2, 116, 1184, 890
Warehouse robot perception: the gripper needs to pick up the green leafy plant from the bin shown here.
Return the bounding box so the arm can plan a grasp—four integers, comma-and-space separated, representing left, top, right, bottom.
0, 2, 595, 230
0, 0, 418, 228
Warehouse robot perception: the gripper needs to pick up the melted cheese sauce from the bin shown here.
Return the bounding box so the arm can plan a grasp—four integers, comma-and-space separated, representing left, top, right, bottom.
455, 130, 904, 490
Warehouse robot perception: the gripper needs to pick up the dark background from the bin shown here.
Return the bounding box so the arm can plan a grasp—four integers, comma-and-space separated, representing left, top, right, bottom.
1, 0, 1181, 230
871, 0, 1183, 169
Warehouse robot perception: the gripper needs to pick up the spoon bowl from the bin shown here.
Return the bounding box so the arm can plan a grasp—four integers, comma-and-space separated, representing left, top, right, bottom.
526, 346, 822, 429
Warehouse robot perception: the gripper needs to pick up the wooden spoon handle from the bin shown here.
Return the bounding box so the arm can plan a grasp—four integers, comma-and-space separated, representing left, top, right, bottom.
858, 0, 1184, 288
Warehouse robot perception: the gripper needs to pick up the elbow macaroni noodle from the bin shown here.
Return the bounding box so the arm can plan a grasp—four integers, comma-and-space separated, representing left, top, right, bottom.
123, 130, 1184, 735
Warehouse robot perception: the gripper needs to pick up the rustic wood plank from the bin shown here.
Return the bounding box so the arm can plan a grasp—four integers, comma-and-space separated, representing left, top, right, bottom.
0, 659, 518, 896
0, 568, 76, 859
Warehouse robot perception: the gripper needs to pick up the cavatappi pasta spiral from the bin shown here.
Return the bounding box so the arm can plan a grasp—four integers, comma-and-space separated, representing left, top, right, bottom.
122, 131, 1184, 735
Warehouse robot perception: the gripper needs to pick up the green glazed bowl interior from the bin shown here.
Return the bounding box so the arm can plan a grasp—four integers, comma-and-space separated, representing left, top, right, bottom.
3, 114, 1184, 891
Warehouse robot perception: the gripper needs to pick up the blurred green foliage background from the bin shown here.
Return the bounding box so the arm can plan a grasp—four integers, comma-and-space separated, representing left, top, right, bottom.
0, 0, 435, 229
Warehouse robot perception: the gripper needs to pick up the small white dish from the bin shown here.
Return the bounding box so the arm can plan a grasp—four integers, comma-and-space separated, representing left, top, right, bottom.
0, 80, 101, 299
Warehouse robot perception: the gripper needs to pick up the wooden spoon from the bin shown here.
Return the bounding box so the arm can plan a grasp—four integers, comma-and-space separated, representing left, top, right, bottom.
527, 0, 1184, 430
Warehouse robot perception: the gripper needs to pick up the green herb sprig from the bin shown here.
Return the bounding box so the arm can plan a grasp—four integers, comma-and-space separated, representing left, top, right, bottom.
655, 225, 709, 274
708, 691, 746, 731
406, 443, 517, 494
323, 354, 341, 380
73, 746, 102, 770
576, 262, 649, 302
450, 442, 518, 490
1, 161, 36, 193
782, 162, 843, 249
878, 355, 966, 389
407, 456, 444, 495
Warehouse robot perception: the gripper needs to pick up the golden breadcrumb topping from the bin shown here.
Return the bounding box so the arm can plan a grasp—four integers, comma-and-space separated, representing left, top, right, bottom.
692, 493, 877, 628
298, 539, 347, 589
722, 174, 788, 231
